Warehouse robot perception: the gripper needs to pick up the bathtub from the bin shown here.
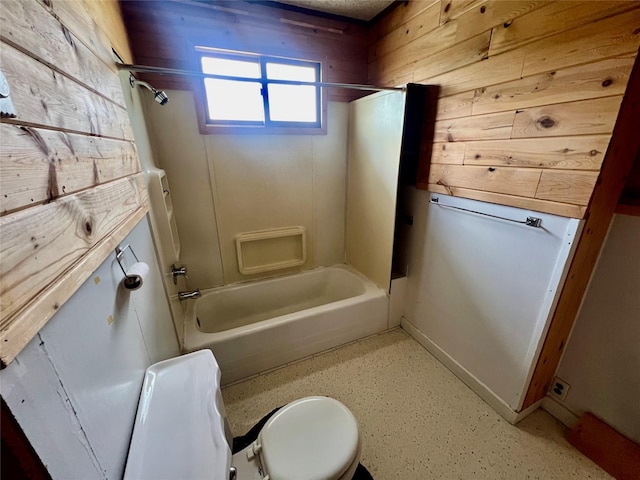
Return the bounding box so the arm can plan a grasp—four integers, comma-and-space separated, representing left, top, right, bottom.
183, 265, 389, 384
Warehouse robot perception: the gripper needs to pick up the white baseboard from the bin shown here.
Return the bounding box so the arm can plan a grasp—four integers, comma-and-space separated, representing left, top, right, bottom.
542, 395, 579, 429
401, 318, 540, 425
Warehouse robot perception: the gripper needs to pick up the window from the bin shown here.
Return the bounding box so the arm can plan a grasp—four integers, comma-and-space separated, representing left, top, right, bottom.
196, 48, 322, 131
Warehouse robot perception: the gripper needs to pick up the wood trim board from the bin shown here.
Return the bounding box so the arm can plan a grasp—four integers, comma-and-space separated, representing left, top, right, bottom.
522, 49, 640, 408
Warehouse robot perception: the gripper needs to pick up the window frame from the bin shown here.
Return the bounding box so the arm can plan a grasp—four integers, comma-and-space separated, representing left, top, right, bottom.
195, 48, 326, 135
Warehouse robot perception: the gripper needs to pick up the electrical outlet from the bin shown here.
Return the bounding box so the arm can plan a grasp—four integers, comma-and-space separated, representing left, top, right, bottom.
550, 377, 570, 401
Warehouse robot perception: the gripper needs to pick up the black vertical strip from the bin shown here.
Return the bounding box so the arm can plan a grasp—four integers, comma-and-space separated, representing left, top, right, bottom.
260, 58, 271, 125
316, 59, 322, 127
1, 397, 52, 480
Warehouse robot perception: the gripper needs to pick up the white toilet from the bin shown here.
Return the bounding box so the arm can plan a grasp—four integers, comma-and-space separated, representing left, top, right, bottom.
124, 350, 362, 480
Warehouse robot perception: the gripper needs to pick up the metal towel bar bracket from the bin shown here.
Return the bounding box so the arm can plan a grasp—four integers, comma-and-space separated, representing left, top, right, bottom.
115, 244, 140, 277
429, 196, 542, 228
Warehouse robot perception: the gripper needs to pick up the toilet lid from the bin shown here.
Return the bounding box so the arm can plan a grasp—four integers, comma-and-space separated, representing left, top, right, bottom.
258, 396, 359, 480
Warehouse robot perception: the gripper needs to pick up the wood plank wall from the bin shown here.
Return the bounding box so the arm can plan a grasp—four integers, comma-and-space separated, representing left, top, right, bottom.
119, 0, 369, 103
369, 0, 640, 218
0, 0, 146, 366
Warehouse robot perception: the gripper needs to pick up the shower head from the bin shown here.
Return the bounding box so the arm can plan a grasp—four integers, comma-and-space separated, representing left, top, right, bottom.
153, 89, 169, 106
130, 76, 169, 105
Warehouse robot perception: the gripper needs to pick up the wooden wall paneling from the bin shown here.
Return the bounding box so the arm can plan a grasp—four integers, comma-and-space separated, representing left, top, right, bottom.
434, 110, 514, 142
439, 0, 484, 24
407, 9, 639, 92
431, 142, 466, 165
126, 17, 315, 57
0, 203, 148, 367
489, 2, 640, 57
123, 0, 369, 48
414, 31, 491, 79
535, 170, 600, 205
472, 54, 635, 116
120, 0, 368, 101
428, 164, 542, 196
371, 67, 415, 90
511, 96, 623, 139
368, 1, 441, 62
372, 2, 638, 220
216, 26, 318, 60
123, 32, 190, 64
462, 136, 609, 170
1, 42, 134, 140
370, 0, 543, 84
436, 91, 474, 120
453, 0, 546, 43
1, 0, 126, 106
522, 51, 640, 408
0, 175, 148, 335
419, 49, 525, 95
0, 124, 139, 215
427, 182, 587, 218
411, 30, 492, 82
370, 0, 438, 41
39, 0, 116, 69
369, 20, 459, 83
80, 0, 133, 63
521, 10, 640, 78
207, 0, 363, 32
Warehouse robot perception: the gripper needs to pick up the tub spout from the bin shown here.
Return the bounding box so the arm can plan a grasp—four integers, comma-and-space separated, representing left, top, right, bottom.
178, 289, 201, 301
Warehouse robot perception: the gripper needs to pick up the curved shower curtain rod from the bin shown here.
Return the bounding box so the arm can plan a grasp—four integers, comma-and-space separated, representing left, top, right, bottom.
116, 63, 406, 92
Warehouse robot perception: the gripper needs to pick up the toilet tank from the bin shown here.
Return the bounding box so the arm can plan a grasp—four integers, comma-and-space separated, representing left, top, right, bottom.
124, 350, 232, 480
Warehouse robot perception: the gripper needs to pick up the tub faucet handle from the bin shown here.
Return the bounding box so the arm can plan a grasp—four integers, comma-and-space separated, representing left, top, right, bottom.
171, 264, 188, 285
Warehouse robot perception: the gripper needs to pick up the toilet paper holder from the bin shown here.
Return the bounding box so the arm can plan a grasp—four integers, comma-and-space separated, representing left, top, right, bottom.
115, 244, 146, 290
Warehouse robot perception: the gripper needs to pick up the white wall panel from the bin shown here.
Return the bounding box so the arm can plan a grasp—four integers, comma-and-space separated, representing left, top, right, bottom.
346, 90, 406, 291
312, 102, 349, 266
206, 132, 315, 284
403, 190, 579, 411
0, 334, 103, 479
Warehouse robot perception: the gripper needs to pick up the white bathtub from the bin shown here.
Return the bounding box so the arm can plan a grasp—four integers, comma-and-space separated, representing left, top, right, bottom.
183, 265, 389, 384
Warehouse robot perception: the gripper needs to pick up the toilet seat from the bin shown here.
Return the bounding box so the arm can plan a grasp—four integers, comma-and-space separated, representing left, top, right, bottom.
250, 396, 360, 480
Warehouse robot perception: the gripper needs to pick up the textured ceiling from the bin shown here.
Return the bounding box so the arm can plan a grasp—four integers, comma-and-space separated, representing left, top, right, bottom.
275, 0, 395, 21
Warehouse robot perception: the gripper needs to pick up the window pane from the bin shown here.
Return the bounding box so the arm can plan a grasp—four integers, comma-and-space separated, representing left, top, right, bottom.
267, 84, 317, 122
204, 79, 264, 122
266, 62, 316, 82
201, 57, 260, 78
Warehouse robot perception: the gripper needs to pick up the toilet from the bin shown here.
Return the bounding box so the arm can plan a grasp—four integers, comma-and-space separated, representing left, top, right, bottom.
124, 350, 361, 480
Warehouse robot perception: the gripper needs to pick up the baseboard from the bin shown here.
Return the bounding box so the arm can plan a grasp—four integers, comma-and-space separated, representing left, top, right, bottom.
514, 399, 543, 423
401, 318, 532, 424
542, 395, 579, 429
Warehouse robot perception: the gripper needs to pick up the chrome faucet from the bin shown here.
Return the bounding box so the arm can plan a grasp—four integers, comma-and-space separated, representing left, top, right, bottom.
178, 289, 201, 301
171, 264, 188, 285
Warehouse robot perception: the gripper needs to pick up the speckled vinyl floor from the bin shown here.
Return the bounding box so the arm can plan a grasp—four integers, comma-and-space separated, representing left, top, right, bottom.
222, 328, 610, 479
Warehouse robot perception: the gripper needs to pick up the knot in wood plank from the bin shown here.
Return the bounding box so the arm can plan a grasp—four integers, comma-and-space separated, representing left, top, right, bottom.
537, 116, 556, 129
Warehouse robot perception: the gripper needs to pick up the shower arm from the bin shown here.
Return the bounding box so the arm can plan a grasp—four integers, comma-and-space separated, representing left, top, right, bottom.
129, 74, 169, 105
